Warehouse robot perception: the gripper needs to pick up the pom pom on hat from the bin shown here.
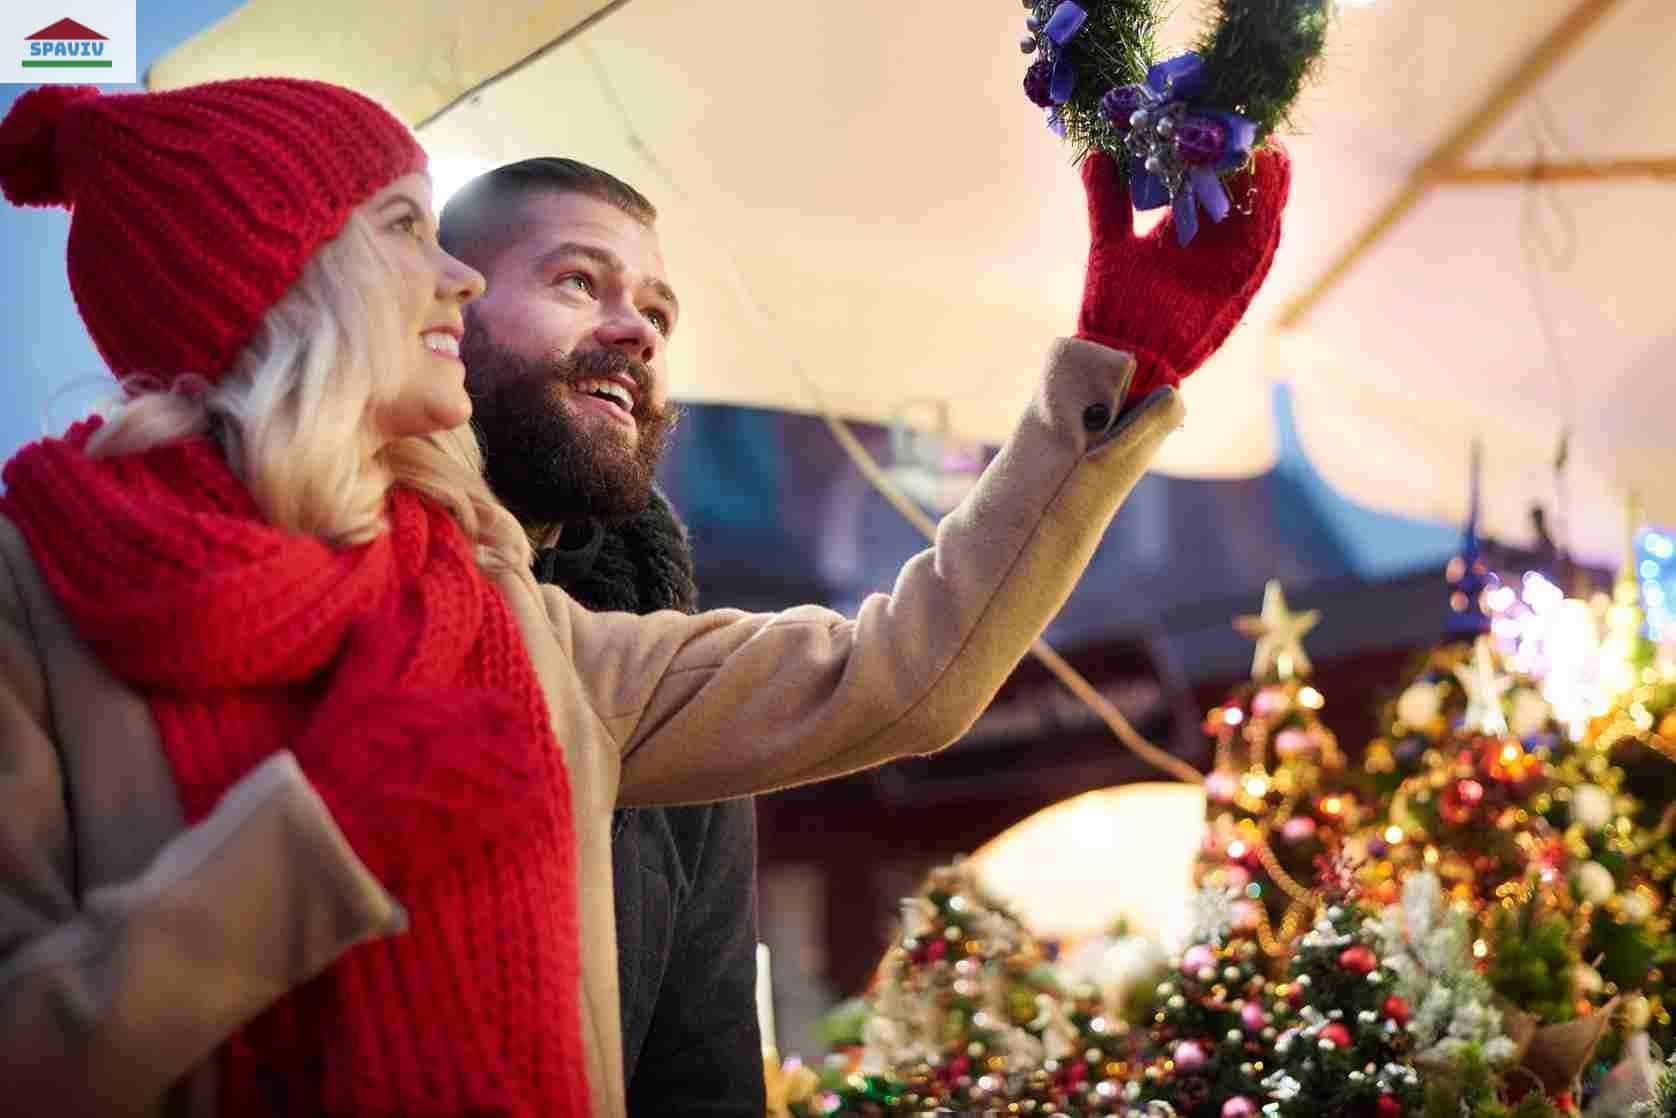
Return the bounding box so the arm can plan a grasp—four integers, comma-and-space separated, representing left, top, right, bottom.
0, 85, 100, 207
2, 78, 425, 386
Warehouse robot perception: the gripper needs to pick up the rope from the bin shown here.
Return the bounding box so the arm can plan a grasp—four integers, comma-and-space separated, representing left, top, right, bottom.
1252, 832, 1317, 905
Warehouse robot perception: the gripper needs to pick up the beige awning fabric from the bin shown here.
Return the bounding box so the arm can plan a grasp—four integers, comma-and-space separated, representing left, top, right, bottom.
149, 0, 1676, 564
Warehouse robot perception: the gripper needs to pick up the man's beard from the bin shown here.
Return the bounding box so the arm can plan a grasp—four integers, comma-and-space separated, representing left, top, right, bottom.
462, 324, 680, 526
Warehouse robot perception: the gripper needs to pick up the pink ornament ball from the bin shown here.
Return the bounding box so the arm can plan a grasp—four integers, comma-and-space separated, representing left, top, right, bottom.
1172, 1040, 1207, 1072
1252, 688, 1286, 717
1232, 900, 1262, 931
1240, 1002, 1266, 1031
1222, 1098, 1258, 1118
1281, 816, 1318, 843
1275, 728, 1314, 758
1223, 865, 1252, 889
1181, 944, 1218, 974
1206, 770, 1239, 802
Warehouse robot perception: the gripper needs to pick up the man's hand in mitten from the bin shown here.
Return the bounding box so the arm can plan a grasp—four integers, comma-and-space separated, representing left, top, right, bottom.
1077, 144, 1291, 409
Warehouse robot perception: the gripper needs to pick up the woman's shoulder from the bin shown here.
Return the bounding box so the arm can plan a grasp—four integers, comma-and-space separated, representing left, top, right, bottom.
0, 512, 39, 613
0, 512, 50, 707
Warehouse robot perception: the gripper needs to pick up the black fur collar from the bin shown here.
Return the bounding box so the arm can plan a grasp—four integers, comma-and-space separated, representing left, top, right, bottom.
531, 487, 698, 616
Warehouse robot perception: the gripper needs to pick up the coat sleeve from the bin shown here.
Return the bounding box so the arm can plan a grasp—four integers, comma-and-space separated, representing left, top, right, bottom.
0, 521, 407, 1116
624, 800, 765, 1117
547, 338, 1184, 806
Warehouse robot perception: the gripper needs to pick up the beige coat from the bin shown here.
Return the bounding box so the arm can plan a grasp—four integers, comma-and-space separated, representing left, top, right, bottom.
0, 338, 1182, 1117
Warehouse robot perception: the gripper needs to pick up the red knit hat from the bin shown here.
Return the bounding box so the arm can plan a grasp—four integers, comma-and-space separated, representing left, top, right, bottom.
0, 79, 426, 385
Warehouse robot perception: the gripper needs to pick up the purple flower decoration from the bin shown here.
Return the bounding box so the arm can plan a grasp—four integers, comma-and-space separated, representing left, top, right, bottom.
1102, 52, 1256, 245
1173, 117, 1230, 165
1099, 85, 1148, 128
1023, 58, 1055, 108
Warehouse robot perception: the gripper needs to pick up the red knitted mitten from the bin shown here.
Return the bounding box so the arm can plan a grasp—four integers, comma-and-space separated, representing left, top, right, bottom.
1076, 144, 1291, 408
293, 619, 545, 883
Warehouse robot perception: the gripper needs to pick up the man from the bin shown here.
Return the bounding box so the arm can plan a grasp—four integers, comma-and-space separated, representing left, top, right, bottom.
439, 159, 764, 1116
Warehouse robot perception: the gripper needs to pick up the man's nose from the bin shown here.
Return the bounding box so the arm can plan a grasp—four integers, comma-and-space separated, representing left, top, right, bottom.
597, 303, 659, 366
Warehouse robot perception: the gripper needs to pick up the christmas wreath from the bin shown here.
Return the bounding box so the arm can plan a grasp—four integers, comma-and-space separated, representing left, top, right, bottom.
1019, 0, 1328, 243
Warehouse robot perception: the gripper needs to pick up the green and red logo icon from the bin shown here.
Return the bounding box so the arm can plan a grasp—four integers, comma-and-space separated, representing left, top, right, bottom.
24, 18, 110, 69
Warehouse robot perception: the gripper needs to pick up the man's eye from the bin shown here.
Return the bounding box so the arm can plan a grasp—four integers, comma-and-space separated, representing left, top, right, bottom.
392, 214, 420, 236
645, 308, 670, 335
557, 274, 593, 294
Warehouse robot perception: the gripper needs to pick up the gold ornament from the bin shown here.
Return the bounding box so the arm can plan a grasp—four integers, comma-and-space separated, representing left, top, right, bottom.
1234, 580, 1320, 684
1454, 636, 1513, 737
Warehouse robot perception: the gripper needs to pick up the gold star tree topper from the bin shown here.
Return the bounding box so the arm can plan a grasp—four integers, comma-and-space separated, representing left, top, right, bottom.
1453, 635, 1512, 737
1233, 580, 1320, 683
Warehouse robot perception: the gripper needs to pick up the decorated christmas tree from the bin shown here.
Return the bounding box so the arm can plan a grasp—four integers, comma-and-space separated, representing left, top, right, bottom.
1363, 452, 1567, 798
831, 860, 1132, 1115
1363, 640, 1566, 800
1198, 581, 1363, 949
1260, 868, 1423, 1118
1560, 508, 1676, 1054
1134, 892, 1275, 1118
1373, 871, 1516, 1071
1371, 637, 1566, 917
1483, 898, 1583, 1027
1539, 751, 1674, 1056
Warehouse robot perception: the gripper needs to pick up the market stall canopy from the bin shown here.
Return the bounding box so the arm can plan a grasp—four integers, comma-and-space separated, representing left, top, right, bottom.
150, 0, 1676, 564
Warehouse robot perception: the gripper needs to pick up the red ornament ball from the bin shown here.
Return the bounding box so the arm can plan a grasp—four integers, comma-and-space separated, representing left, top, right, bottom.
1376, 1094, 1404, 1118
1338, 944, 1378, 974
1319, 1022, 1353, 1048
1383, 994, 1411, 1025
1440, 778, 1486, 825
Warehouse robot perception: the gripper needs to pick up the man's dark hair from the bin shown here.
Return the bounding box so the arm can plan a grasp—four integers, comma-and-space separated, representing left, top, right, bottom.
439, 157, 657, 267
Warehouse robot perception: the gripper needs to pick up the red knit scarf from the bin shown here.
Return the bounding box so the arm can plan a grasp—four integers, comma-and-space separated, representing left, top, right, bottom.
2, 419, 592, 1116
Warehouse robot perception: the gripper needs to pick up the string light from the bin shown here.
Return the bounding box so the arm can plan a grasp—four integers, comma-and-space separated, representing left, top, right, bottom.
1639, 528, 1676, 642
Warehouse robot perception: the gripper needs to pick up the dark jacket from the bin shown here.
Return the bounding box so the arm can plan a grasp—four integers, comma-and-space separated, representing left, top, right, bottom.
533, 491, 764, 1116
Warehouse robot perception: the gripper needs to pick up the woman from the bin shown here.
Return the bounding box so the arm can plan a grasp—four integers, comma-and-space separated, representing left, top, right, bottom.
0, 79, 1285, 1116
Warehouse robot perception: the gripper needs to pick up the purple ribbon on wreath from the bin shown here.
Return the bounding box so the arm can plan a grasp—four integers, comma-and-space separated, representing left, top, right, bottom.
1043, 1, 1088, 105
1100, 52, 1256, 245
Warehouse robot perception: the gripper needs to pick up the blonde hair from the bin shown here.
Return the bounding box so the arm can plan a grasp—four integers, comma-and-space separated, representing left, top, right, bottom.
85, 211, 530, 574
